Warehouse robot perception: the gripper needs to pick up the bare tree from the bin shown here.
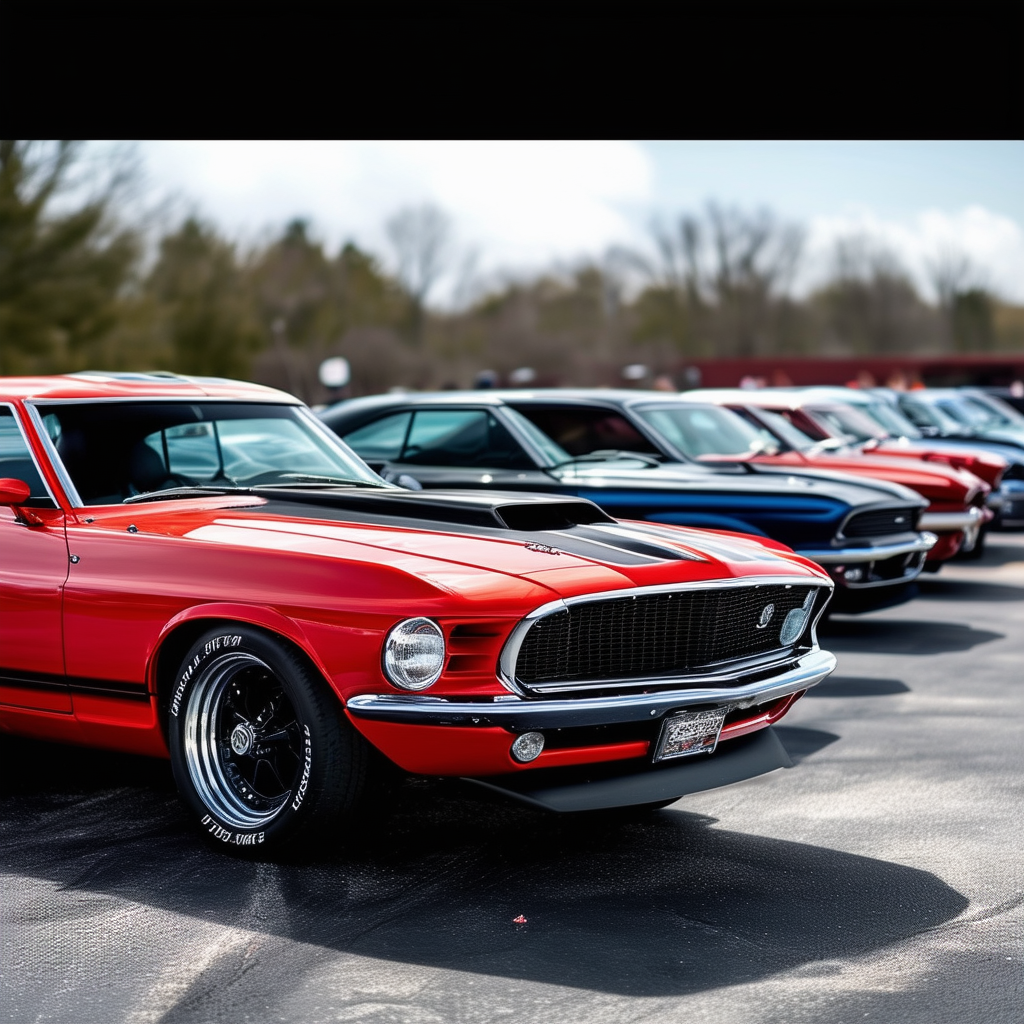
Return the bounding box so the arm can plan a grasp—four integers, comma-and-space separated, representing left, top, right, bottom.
385, 204, 453, 345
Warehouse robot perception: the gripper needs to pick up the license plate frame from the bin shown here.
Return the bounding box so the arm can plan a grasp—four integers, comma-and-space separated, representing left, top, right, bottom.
653, 707, 728, 762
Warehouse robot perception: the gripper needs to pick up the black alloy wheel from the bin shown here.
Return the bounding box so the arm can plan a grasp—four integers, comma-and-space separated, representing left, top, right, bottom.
167, 625, 370, 855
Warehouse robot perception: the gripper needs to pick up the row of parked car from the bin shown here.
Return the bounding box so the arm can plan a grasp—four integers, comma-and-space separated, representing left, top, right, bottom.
319, 384, 1024, 616
1, 373, 1019, 854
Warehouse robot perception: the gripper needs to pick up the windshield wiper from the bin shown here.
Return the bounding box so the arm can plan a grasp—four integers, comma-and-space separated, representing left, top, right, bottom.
124, 486, 253, 504
549, 449, 662, 470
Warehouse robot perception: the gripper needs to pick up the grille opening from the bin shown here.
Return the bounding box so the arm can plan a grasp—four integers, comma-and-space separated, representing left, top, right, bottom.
515, 584, 821, 688
843, 507, 920, 537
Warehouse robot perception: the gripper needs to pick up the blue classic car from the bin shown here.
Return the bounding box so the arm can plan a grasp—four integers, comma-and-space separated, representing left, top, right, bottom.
320, 392, 935, 612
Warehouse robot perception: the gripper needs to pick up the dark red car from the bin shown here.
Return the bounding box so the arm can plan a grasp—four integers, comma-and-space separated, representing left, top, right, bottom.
1, 374, 836, 853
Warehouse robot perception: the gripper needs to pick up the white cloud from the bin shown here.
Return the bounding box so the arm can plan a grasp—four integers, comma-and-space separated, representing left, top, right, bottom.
142, 140, 653, 297
804, 205, 1024, 303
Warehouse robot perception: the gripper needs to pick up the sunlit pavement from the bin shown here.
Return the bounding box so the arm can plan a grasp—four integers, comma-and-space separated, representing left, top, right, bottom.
2, 536, 1022, 1023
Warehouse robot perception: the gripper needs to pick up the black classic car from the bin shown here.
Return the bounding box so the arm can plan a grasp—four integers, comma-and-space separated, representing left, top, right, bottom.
320, 392, 936, 612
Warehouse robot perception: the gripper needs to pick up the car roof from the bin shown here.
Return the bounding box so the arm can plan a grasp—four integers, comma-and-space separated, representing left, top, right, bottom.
0, 372, 299, 403
323, 388, 702, 416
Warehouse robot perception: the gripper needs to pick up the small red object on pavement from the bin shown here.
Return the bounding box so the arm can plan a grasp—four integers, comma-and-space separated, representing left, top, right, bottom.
513, 915, 527, 924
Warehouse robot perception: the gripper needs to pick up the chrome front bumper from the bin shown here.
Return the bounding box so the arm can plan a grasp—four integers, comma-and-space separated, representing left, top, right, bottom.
345, 648, 837, 731
798, 532, 937, 565
919, 507, 984, 533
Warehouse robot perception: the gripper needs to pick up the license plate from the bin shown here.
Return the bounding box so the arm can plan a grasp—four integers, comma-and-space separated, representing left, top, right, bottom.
654, 707, 728, 761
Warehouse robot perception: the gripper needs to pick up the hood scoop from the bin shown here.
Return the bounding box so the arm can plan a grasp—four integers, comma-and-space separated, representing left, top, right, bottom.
254, 487, 615, 531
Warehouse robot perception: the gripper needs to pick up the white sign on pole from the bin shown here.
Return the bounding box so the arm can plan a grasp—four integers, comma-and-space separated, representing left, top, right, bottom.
319, 357, 351, 389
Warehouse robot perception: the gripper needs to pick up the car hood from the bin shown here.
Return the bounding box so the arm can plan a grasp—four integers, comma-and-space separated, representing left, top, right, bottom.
82, 489, 828, 602
790, 453, 983, 503
557, 459, 925, 508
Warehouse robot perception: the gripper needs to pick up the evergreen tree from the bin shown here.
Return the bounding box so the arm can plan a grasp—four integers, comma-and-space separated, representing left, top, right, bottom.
0, 141, 139, 374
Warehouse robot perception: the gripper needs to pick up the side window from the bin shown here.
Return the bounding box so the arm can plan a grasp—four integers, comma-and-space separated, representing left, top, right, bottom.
342, 411, 412, 462
512, 406, 660, 456
0, 407, 54, 506
401, 410, 532, 469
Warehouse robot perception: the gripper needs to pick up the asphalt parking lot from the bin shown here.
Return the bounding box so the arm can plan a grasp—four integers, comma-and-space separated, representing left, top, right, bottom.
2, 534, 1022, 1024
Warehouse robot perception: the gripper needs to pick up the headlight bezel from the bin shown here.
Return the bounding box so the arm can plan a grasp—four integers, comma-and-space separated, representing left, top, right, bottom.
382, 617, 446, 690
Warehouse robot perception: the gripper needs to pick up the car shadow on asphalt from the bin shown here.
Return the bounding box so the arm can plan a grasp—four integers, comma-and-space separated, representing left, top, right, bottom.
805, 675, 910, 698
0, 735, 968, 1001
916, 578, 1024, 602
820, 618, 1003, 654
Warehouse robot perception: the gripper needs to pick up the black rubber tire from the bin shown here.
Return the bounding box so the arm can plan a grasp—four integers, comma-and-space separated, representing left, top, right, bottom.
166, 625, 370, 856
957, 526, 987, 561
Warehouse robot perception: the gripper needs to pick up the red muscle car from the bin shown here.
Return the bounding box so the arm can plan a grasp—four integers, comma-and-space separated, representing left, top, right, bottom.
0, 374, 835, 853
674, 391, 993, 564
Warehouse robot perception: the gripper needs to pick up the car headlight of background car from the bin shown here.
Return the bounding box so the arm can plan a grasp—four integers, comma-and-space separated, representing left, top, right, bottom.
383, 617, 446, 690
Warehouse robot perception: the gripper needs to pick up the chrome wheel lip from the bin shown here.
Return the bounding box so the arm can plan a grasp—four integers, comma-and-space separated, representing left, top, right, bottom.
183, 652, 296, 830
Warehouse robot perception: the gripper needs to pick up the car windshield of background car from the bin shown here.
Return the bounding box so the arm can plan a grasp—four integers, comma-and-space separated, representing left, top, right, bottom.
741, 408, 822, 452
858, 400, 923, 439
636, 405, 779, 459
36, 401, 382, 505
935, 398, 994, 430
963, 394, 1024, 428
898, 397, 963, 434
808, 405, 887, 443
508, 404, 661, 460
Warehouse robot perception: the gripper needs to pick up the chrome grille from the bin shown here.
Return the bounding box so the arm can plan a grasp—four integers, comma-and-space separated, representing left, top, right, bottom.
843, 507, 920, 537
514, 584, 816, 687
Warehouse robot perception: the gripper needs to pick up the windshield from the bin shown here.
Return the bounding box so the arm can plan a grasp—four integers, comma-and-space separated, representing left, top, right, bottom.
898, 396, 965, 434
503, 407, 572, 464
960, 394, 1024, 428
857, 400, 921, 439
37, 400, 383, 505
934, 397, 993, 429
806, 404, 888, 443
743, 408, 819, 451
637, 404, 779, 459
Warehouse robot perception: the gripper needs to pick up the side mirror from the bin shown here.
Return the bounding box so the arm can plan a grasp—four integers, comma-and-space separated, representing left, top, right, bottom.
0, 478, 31, 505
0, 478, 43, 525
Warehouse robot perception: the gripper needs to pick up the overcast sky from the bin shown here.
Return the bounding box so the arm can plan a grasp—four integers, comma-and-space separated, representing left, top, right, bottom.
138, 140, 1024, 304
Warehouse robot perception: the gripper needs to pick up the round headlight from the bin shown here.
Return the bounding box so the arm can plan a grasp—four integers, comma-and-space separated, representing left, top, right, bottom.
383, 617, 445, 690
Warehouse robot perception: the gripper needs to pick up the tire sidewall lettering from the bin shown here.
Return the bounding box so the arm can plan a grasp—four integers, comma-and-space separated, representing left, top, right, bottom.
169, 634, 243, 717
291, 725, 312, 811
200, 813, 266, 846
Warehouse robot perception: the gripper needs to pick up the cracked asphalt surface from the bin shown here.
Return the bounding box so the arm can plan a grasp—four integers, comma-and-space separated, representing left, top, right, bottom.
2, 534, 1022, 1023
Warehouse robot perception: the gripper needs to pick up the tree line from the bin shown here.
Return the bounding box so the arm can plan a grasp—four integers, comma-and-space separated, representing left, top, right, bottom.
2, 140, 1020, 403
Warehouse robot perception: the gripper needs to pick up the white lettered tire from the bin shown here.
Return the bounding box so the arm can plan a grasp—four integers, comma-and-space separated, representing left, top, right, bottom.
167, 625, 369, 854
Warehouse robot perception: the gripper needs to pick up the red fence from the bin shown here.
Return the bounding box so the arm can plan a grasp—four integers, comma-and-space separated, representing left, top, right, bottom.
681, 355, 1024, 390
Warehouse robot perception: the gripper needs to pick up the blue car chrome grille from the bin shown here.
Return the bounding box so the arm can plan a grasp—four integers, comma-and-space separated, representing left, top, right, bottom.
842, 507, 920, 538
515, 585, 816, 686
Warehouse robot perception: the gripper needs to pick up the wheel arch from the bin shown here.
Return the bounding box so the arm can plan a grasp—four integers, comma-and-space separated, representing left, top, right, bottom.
149, 604, 336, 727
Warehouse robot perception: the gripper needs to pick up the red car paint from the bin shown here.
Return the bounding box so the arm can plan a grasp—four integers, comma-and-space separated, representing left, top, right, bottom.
679, 392, 992, 565
1, 375, 834, 794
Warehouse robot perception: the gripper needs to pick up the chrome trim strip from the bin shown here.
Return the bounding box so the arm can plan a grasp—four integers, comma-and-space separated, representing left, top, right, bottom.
1, 402, 62, 508
347, 649, 837, 730
496, 574, 832, 696
919, 507, 983, 532
798, 532, 937, 564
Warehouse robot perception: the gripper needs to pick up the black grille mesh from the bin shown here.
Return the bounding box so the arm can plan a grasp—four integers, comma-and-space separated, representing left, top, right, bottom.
515, 585, 816, 686
843, 507, 919, 537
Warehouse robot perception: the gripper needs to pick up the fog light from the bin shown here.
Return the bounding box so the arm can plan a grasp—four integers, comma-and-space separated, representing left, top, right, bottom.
779, 591, 816, 645
843, 567, 864, 583
511, 731, 545, 763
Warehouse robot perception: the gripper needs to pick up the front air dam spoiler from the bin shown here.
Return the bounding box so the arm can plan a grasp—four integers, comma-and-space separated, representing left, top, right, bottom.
463, 726, 792, 813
